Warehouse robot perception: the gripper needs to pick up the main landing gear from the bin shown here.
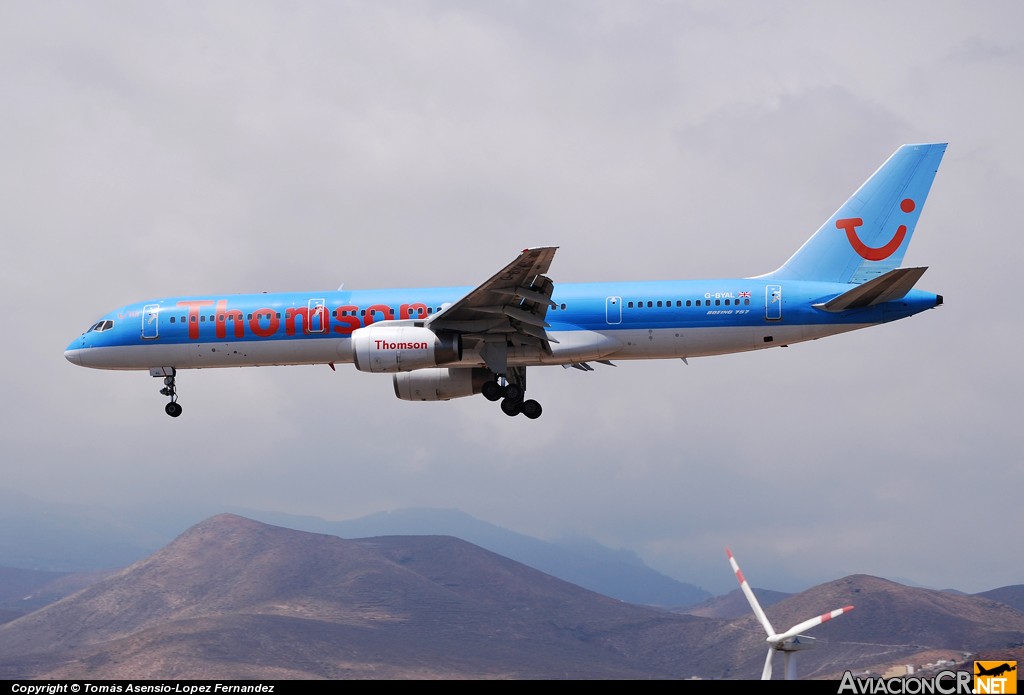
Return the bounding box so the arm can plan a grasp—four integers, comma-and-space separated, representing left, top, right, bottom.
151, 367, 182, 417
482, 377, 542, 419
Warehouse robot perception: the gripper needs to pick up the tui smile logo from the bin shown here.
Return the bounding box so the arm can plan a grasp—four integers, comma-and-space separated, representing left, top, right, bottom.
836, 198, 916, 261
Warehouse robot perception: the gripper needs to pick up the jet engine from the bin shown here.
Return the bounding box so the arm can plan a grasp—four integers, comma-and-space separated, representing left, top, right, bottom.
392, 367, 493, 401
352, 326, 462, 373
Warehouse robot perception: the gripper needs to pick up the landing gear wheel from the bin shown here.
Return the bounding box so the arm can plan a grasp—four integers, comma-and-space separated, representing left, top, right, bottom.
520, 399, 542, 420
504, 383, 524, 402
500, 398, 522, 417
482, 380, 504, 402
153, 369, 181, 417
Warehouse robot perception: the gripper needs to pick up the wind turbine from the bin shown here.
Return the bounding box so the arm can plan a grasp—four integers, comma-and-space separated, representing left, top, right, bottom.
726, 547, 853, 680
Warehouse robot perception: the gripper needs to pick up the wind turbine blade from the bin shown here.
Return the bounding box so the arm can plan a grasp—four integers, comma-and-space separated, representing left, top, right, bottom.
762, 647, 774, 680
726, 547, 776, 636
772, 606, 854, 644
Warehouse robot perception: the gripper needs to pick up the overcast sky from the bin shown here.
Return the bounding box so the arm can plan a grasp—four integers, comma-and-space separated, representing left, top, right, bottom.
2, 1, 1021, 595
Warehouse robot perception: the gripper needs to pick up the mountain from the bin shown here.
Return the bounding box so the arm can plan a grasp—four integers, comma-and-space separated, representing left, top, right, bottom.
727, 574, 1024, 679
0, 566, 69, 605
233, 506, 711, 607
681, 586, 791, 620
0, 491, 711, 608
2, 514, 1022, 680
0, 566, 70, 621
975, 585, 1024, 614
0, 490, 186, 572
0, 514, 718, 679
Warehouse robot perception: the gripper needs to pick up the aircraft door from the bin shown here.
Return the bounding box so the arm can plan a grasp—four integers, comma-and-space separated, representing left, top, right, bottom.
765, 285, 782, 321
307, 298, 327, 333
142, 304, 160, 339
606, 296, 622, 324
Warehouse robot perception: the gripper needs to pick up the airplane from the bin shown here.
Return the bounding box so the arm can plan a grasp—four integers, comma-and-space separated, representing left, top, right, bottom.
65, 143, 947, 419
975, 663, 1017, 678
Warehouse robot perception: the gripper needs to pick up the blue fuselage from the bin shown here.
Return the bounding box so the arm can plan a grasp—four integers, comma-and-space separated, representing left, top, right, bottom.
65, 278, 941, 371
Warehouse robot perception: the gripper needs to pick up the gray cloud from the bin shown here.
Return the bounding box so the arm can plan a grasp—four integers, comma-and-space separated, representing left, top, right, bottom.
2, 1, 1020, 595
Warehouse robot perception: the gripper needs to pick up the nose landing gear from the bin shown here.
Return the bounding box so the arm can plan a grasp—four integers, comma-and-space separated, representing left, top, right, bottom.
150, 367, 182, 418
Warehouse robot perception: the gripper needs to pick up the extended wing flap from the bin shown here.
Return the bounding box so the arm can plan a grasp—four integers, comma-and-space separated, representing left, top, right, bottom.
428, 247, 559, 360
813, 267, 928, 312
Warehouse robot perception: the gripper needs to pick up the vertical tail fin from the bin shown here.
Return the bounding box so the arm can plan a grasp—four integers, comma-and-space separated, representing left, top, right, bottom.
765, 143, 946, 284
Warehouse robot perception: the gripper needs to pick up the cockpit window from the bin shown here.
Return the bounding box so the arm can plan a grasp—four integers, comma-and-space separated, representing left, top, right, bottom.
87, 320, 115, 333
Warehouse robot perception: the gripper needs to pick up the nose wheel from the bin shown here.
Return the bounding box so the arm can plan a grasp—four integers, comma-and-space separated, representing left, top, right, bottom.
151, 368, 182, 418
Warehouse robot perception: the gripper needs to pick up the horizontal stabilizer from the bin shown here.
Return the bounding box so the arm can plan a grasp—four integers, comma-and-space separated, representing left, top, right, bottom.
813, 267, 927, 312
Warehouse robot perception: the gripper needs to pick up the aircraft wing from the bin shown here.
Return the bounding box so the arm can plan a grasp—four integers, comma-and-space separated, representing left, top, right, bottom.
428, 246, 558, 373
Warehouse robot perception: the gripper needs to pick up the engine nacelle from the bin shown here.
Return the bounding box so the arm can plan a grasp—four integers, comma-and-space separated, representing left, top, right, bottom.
352, 326, 462, 373
393, 368, 493, 401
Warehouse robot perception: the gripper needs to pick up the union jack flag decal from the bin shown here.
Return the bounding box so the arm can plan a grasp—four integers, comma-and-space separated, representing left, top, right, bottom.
738, 291, 751, 298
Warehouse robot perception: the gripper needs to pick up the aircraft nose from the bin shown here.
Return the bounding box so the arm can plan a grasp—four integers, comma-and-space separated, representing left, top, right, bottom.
65, 339, 84, 366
